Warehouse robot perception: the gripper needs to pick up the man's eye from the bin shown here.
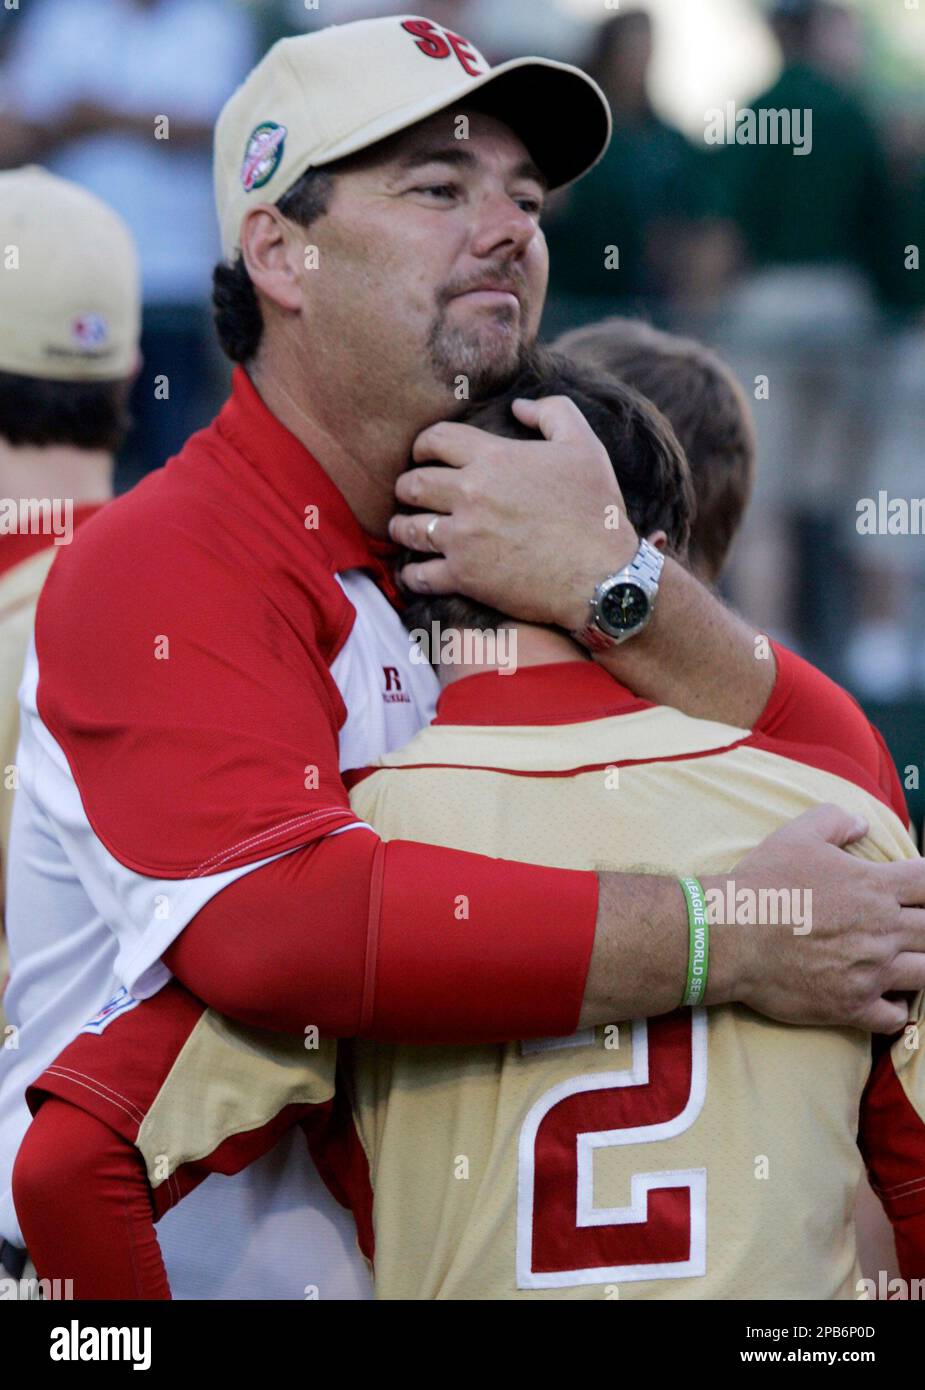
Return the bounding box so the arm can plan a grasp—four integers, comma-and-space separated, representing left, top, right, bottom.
413, 183, 458, 200
515, 196, 544, 216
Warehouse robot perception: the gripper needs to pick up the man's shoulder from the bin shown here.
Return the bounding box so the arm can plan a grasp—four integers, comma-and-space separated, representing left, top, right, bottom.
36, 432, 348, 651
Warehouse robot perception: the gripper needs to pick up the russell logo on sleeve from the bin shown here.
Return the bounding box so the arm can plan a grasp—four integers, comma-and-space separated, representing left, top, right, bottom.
80, 986, 140, 1036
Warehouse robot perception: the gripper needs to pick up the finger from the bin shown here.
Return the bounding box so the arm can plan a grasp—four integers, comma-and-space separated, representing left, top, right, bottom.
858, 997, 912, 1035
777, 803, 869, 848
389, 511, 451, 552
394, 465, 464, 512
398, 556, 457, 595
511, 394, 604, 445
888, 858, 925, 907
897, 906, 925, 950
412, 420, 500, 467
885, 953, 925, 995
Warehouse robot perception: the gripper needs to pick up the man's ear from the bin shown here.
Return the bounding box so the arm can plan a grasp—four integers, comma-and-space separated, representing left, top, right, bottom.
647, 529, 669, 552
239, 206, 303, 313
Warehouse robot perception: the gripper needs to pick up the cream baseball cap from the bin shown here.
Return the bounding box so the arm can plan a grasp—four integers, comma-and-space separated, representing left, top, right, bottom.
215, 14, 611, 260
0, 166, 141, 382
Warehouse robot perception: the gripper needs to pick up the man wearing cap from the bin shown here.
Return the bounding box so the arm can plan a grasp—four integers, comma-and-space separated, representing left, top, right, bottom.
0, 167, 138, 1282
4, 16, 925, 1301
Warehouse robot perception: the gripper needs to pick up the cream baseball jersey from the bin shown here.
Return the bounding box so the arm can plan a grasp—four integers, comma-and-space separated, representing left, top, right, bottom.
0, 367, 438, 1297
340, 661, 921, 1298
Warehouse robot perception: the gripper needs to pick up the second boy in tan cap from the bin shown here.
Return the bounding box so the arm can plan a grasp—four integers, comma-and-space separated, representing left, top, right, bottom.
0, 166, 138, 987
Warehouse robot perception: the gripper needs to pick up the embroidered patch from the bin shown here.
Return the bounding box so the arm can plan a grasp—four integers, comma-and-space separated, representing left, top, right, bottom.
71, 312, 109, 350
81, 987, 140, 1036
240, 121, 287, 192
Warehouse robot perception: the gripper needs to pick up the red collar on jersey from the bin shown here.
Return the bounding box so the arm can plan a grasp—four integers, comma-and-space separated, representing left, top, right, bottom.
217, 366, 401, 602
432, 660, 653, 727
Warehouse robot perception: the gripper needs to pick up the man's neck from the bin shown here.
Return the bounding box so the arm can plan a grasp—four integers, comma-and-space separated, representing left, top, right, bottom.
0, 440, 114, 505
436, 621, 590, 688
249, 349, 458, 540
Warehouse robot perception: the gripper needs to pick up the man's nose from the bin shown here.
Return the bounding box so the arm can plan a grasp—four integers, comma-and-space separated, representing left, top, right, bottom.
468, 192, 538, 261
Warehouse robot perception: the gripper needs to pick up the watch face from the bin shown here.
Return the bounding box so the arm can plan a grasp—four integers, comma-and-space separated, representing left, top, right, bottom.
599, 581, 650, 634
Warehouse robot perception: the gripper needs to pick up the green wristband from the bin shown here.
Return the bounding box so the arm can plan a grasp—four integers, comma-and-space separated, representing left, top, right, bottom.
679, 876, 709, 1007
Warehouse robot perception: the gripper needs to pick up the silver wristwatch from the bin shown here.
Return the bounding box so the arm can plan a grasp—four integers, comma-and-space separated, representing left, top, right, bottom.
572, 538, 664, 652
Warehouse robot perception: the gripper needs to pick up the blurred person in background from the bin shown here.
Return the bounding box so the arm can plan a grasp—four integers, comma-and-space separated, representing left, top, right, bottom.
283, 0, 584, 63
714, 0, 896, 668
0, 167, 139, 1104
542, 9, 732, 337
556, 317, 757, 588
719, 1, 893, 290
845, 128, 925, 699
0, 0, 256, 488
0, 8, 17, 59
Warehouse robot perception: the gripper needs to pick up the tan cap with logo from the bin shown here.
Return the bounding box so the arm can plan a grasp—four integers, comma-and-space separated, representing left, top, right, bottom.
215, 14, 611, 261
0, 166, 141, 383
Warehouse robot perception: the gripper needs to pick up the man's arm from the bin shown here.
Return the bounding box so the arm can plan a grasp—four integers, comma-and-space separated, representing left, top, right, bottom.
591, 562, 771, 728
584, 806, 925, 1035
158, 805, 925, 1042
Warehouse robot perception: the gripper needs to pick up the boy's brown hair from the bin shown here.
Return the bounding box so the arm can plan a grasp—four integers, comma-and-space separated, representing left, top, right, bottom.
401, 345, 694, 639
556, 318, 756, 583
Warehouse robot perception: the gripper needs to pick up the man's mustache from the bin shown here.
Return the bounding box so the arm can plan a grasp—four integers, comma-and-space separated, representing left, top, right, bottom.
438, 266, 529, 312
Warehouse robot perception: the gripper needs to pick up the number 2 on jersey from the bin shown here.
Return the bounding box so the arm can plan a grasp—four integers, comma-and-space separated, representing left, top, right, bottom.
517, 1009, 707, 1289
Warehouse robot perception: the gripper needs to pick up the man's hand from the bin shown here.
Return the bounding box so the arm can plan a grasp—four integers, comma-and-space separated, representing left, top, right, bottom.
390, 395, 637, 632
581, 805, 925, 1034
708, 805, 925, 1033
391, 393, 777, 728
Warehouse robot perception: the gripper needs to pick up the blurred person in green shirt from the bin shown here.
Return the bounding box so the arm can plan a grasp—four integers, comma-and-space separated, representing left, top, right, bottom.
713, 1, 901, 678
542, 10, 728, 335
719, 0, 894, 292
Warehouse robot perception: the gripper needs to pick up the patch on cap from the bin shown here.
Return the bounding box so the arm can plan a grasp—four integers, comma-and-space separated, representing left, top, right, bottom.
241, 121, 287, 192
71, 312, 110, 351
